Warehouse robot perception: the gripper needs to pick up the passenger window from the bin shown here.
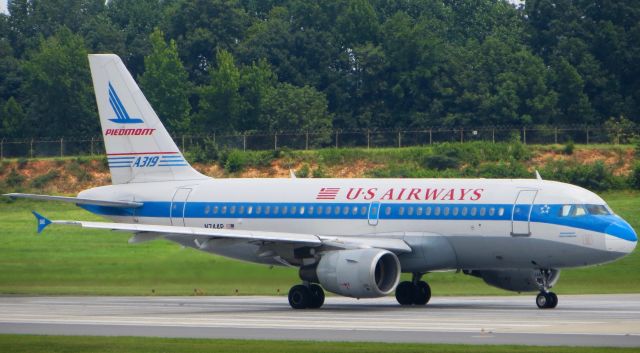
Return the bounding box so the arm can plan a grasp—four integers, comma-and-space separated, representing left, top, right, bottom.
273, 206, 279, 215
264, 206, 270, 215
300, 206, 305, 215
408, 207, 414, 216
443, 207, 449, 216
452, 207, 458, 216
230, 205, 236, 214
426, 207, 432, 216
213, 206, 219, 214
342, 206, 349, 215
489, 207, 495, 216
352, 206, 358, 215
399, 207, 405, 216
325, 206, 332, 215
282, 205, 288, 214
221, 206, 227, 214
360, 206, 367, 215
417, 207, 423, 216
434, 207, 441, 216
308, 206, 314, 214
461, 207, 468, 216
334, 206, 341, 215
290, 206, 297, 214
317, 206, 323, 215
247, 206, 253, 215
479, 207, 486, 217
238, 206, 244, 215
204, 205, 210, 215
385, 206, 391, 216
256, 206, 262, 214
470, 207, 477, 216
498, 207, 504, 216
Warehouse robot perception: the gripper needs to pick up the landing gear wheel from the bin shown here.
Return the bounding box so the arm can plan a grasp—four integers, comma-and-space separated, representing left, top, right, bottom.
308, 284, 325, 309
547, 292, 558, 308
413, 281, 431, 305
288, 284, 312, 309
536, 291, 558, 309
395, 281, 415, 305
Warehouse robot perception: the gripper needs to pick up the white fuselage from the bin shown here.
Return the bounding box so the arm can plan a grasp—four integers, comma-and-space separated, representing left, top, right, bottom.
78, 177, 637, 271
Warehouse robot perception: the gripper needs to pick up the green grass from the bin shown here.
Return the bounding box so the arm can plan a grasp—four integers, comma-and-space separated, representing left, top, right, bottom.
0, 191, 638, 296
0, 335, 635, 353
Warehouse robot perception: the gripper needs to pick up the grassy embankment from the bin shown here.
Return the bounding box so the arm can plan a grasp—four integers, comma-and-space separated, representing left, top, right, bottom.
0, 335, 636, 353
0, 190, 637, 296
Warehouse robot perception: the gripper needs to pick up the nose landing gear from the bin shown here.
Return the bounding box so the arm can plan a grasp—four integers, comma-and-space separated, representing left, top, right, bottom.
395, 272, 431, 306
535, 269, 558, 309
536, 291, 558, 309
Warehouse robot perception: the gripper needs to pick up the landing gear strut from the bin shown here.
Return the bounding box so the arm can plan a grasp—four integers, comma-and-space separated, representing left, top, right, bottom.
288, 283, 325, 309
395, 272, 431, 306
536, 269, 558, 309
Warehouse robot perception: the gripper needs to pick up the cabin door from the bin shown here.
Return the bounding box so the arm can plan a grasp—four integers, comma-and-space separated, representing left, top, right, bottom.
511, 190, 537, 236
368, 201, 381, 226
170, 188, 192, 226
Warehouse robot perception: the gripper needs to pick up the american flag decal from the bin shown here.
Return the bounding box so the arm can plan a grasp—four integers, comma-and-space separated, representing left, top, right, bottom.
316, 187, 340, 200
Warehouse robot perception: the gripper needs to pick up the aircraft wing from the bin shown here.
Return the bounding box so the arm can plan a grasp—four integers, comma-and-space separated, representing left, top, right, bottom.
31, 212, 411, 253
4, 193, 143, 208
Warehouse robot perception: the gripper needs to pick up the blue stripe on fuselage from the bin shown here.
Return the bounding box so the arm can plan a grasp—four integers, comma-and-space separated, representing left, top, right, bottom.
78, 202, 635, 241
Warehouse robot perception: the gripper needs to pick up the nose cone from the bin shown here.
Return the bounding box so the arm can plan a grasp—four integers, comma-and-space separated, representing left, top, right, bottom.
605, 220, 637, 254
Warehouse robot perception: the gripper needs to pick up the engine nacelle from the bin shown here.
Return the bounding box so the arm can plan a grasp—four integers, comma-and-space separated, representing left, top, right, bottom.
300, 248, 401, 298
465, 269, 560, 292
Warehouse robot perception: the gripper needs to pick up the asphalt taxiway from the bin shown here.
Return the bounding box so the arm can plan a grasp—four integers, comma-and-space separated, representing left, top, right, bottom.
0, 294, 639, 347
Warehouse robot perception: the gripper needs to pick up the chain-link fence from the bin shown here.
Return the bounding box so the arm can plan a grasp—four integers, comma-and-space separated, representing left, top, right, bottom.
0, 125, 637, 160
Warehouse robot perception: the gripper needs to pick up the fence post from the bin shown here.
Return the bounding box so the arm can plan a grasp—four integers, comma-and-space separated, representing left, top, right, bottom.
335, 131, 338, 148
429, 129, 432, 145
60, 137, 64, 157
30, 138, 34, 158
274, 133, 278, 150
398, 131, 401, 148
586, 127, 590, 144
492, 128, 495, 143
305, 131, 309, 150
523, 127, 527, 144
554, 127, 558, 144
460, 128, 464, 143
243, 133, 246, 152
213, 132, 216, 145
366, 129, 370, 149
181, 135, 185, 152
0, 138, 3, 160
90, 137, 94, 156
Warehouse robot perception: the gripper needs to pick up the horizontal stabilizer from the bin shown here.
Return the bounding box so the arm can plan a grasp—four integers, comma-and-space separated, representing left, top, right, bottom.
32, 211, 52, 234
4, 193, 142, 208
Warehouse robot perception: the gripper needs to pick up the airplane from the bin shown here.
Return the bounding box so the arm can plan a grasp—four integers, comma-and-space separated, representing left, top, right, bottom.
5, 54, 637, 310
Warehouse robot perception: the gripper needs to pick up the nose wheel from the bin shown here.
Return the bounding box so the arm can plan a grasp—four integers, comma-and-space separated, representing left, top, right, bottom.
395, 273, 431, 306
536, 291, 558, 309
288, 283, 325, 309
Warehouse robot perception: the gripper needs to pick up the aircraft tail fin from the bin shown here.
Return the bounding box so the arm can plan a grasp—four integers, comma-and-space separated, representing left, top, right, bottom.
88, 54, 206, 184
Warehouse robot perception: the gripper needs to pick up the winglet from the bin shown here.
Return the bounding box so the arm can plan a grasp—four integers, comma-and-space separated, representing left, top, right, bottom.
32, 211, 52, 234
535, 170, 542, 180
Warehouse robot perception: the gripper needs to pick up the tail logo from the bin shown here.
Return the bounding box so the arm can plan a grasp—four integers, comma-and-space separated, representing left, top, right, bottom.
108, 82, 143, 124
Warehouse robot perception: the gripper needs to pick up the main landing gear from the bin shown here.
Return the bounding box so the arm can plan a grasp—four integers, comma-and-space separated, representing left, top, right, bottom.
536, 269, 558, 309
288, 283, 325, 309
395, 273, 431, 306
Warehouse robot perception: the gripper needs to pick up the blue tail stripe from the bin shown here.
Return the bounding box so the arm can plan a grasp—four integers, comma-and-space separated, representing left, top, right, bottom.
109, 82, 131, 120
108, 96, 125, 121
108, 88, 128, 121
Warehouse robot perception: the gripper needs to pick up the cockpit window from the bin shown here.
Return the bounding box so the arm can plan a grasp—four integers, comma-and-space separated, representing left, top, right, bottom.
559, 205, 587, 217
586, 204, 611, 215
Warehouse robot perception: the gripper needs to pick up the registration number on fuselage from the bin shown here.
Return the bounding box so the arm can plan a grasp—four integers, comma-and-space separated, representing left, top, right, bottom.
204, 223, 225, 229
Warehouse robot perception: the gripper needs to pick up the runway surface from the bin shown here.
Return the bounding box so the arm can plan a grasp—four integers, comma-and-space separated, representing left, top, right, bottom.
0, 294, 639, 347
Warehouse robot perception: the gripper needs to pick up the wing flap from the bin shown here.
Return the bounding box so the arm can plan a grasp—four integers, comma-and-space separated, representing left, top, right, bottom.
4, 193, 142, 208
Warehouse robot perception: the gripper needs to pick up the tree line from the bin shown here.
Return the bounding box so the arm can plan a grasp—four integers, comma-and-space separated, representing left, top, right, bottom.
0, 0, 639, 138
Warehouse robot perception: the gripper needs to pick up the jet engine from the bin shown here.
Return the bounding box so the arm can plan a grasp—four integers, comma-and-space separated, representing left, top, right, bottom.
464, 269, 560, 292
299, 248, 401, 298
